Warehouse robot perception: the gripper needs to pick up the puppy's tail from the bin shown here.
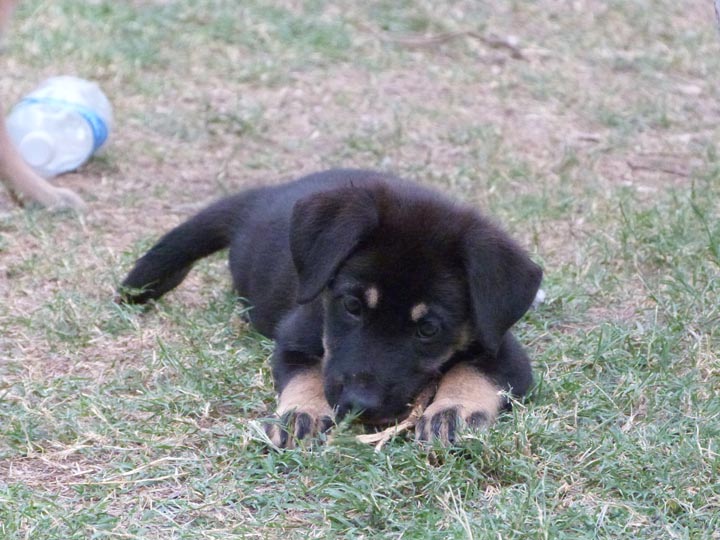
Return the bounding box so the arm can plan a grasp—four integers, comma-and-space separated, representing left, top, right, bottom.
119, 192, 255, 304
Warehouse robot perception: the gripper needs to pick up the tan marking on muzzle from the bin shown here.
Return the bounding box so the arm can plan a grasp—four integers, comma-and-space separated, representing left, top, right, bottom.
421, 323, 474, 373
365, 286, 380, 308
410, 302, 429, 322
455, 323, 472, 352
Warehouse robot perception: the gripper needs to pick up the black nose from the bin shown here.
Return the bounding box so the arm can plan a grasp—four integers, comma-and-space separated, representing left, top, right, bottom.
336, 387, 382, 422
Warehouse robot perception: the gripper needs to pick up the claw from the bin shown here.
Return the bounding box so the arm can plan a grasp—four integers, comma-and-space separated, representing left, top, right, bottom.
263, 410, 335, 449
415, 403, 492, 445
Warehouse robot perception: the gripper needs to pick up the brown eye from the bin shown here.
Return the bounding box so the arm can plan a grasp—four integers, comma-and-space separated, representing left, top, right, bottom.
343, 296, 363, 316
416, 320, 440, 339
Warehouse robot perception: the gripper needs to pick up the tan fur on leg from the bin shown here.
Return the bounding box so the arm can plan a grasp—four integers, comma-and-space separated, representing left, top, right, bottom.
276, 369, 333, 418
0, 0, 15, 32
0, 0, 85, 211
416, 363, 502, 444
265, 368, 334, 448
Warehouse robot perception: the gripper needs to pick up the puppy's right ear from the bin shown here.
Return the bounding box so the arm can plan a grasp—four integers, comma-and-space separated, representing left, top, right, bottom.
463, 222, 543, 355
290, 187, 379, 303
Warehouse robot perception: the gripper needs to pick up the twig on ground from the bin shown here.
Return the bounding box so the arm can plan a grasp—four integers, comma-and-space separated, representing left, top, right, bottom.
626, 159, 691, 178
357, 23, 525, 60
355, 384, 437, 451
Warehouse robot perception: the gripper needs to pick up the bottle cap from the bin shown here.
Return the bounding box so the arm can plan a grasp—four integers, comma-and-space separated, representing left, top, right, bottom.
19, 132, 55, 168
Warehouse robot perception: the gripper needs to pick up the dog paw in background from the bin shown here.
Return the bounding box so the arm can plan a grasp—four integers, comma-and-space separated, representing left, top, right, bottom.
0, 0, 86, 211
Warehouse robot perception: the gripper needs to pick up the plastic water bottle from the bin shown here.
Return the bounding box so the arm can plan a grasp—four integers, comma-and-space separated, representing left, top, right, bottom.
6, 76, 113, 178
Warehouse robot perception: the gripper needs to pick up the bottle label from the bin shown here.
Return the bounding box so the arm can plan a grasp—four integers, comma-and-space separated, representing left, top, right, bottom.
19, 97, 110, 152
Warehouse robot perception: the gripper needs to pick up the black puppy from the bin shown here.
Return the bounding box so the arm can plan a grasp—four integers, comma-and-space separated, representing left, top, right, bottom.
120, 169, 542, 446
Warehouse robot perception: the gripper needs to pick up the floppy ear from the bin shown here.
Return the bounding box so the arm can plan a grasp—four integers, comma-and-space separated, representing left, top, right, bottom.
290, 187, 379, 303
464, 224, 543, 355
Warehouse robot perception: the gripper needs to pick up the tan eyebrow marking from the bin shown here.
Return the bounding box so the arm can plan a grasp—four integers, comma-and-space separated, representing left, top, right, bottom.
410, 302, 429, 321
365, 286, 380, 309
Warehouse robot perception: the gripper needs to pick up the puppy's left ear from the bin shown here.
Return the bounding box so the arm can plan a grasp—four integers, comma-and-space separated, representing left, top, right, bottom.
464, 223, 543, 355
291, 187, 379, 303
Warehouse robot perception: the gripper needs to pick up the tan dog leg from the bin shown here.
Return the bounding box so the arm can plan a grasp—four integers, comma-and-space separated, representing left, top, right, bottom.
415, 363, 503, 444
0, 0, 15, 32
264, 368, 334, 448
0, 0, 85, 210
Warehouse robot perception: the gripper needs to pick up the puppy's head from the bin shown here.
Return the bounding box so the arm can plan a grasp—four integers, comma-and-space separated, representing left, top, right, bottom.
290, 181, 542, 425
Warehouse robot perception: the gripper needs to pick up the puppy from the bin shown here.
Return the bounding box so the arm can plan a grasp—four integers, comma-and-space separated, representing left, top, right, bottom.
0, 0, 85, 210
119, 169, 542, 446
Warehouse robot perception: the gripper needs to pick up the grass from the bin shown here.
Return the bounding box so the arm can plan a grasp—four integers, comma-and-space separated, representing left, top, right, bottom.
1, 0, 719, 538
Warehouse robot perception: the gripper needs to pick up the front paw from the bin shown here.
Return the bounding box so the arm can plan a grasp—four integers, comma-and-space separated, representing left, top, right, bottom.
263, 409, 334, 449
265, 368, 334, 448
415, 399, 491, 445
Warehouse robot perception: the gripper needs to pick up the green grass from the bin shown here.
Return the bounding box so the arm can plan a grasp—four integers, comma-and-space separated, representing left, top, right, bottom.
2, 0, 719, 538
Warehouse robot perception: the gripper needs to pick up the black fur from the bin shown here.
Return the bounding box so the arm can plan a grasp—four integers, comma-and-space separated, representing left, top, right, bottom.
120, 169, 542, 434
